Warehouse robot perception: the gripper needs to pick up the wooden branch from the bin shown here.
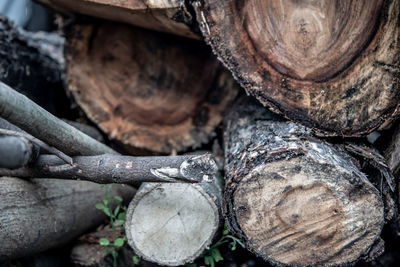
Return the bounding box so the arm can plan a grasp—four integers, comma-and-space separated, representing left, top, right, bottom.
34, 0, 200, 39
125, 178, 223, 266
0, 177, 136, 260
0, 153, 217, 184
193, 0, 400, 136
223, 97, 384, 266
0, 81, 116, 156
65, 21, 238, 154
0, 136, 37, 169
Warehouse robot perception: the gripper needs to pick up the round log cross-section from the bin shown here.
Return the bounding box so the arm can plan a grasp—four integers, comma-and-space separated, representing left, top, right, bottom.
125, 182, 222, 266
223, 97, 385, 266
66, 21, 237, 154
194, 0, 400, 136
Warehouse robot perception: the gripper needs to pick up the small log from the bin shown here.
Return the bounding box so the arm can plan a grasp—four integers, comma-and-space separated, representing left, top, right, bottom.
0, 16, 66, 115
0, 136, 38, 169
125, 178, 223, 266
65, 21, 238, 154
34, 0, 199, 39
193, 0, 400, 136
0, 177, 136, 260
223, 97, 384, 266
0, 153, 217, 184
0, 81, 116, 156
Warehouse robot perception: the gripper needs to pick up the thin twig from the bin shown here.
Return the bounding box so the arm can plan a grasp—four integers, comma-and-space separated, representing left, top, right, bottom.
0, 128, 73, 165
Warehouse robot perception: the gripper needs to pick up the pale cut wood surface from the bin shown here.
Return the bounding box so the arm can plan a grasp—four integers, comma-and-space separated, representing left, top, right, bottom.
125, 181, 222, 266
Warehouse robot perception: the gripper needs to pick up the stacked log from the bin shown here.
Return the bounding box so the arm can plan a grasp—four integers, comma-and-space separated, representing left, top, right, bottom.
0, 0, 398, 266
125, 177, 223, 266
64, 20, 238, 154
193, 0, 400, 136
223, 97, 385, 266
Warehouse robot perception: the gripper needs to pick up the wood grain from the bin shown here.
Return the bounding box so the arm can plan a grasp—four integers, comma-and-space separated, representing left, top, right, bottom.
223, 97, 384, 266
194, 0, 400, 136
66, 21, 238, 154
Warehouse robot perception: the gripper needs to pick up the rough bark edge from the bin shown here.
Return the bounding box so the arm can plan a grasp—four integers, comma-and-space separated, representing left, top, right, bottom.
192, 0, 400, 137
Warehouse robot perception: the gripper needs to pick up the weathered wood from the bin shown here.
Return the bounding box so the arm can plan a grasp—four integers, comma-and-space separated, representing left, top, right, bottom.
223, 97, 384, 266
0, 81, 116, 156
0, 16, 67, 116
34, 0, 199, 39
0, 177, 136, 260
0, 153, 216, 184
194, 0, 400, 136
65, 21, 238, 154
125, 177, 223, 266
0, 136, 37, 169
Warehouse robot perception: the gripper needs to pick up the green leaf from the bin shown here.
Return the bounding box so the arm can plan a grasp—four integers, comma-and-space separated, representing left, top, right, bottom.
132, 255, 140, 265
95, 203, 105, 211
103, 207, 112, 217
114, 238, 125, 247
99, 238, 110, 246
223, 228, 229, 236
114, 196, 123, 202
117, 212, 126, 220
211, 248, 223, 262
230, 241, 237, 251
102, 199, 109, 206
204, 255, 215, 267
114, 205, 120, 216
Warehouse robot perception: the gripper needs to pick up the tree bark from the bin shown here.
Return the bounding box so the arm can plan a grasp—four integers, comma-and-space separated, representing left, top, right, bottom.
0, 177, 136, 260
0, 16, 68, 116
34, 0, 199, 39
0, 153, 216, 184
223, 97, 385, 266
65, 21, 238, 154
0, 81, 116, 156
193, 0, 400, 137
125, 177, 223, 266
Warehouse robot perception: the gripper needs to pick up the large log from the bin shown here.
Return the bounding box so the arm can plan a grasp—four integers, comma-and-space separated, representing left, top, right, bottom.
193, 0, 400, 136
125, 178, 223, 266
65, 21, 238, 154
223, 97, 385, 266
34, 0, 199, 39
0, 177, 135, 260
0, 16, 67, 116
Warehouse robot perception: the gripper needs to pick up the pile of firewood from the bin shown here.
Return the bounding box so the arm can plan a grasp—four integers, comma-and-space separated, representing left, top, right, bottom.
0, 0, 399, 266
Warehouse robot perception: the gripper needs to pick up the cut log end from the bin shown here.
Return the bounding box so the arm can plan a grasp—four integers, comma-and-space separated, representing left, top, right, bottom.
224, 97, 385, 266
125, 183, 221, 266
66, 21, 238, 154
226, 155, 384, 266
194, 0, 400, 136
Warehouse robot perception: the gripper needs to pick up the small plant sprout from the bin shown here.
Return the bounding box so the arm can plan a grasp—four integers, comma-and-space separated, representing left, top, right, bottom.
96, 185, 139, 267
186, 225, 245, 267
